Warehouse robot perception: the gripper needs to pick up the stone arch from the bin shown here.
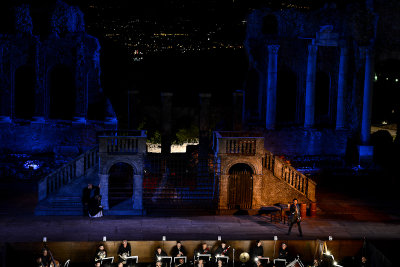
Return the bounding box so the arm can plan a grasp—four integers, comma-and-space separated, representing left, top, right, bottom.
222, 160, 259, 176
262, 14, 278, 35
315, 71, 331, 125
48, 64, 76, 119
277, 66, 297, 125
228, 163, 254, 174
101, 158, 139, 176
14, 65, 35, 119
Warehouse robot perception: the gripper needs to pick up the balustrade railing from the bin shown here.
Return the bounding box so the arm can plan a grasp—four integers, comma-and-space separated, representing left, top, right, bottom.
98, 130, 147, 154
38, 146, 98, 201
213, 131, 263, 156
262, 153, 316, 202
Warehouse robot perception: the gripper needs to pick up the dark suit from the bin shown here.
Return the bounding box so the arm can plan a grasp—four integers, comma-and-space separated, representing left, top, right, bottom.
288, 203, 302, 236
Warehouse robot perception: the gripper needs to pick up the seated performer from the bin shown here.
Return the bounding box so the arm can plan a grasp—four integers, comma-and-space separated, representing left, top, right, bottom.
217, 259, 227, 267
94, 244, 111, 267
196, 258, 205, 267
250, 240, 263, 260
214, 241, 230, 256
40, 248, 51, 267
118, 239, 132, 266
195, 243, 211, 264
175, 257, 187, 267
278, 243, 289, 261
154, 246, 168, 263
171, 241, 186, 257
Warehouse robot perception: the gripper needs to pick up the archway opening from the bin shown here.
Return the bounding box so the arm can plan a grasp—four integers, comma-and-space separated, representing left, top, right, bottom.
315, 71, 331, 126
108, 162, 134, 208
228, 163, 253, 209
15, 65, 35, 119
277, 67, 297, 125
49, 65, 76, 119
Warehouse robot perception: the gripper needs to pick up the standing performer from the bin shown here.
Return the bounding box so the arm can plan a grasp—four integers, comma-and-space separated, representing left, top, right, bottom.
171, 241, 186, 257
287, 199, 303, 237
82, 184, 100, 216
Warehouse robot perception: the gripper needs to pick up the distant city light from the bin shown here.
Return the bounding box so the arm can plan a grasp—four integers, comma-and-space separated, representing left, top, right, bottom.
24, 160, 40, 170
396, 78, 399, 82
374, 74, 378, 81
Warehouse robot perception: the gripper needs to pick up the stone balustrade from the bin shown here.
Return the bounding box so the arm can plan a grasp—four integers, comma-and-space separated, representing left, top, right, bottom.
264, 155, 316, 202
98, 130, 147, 154
213, 131, 264, 156
38, 146, 98, 201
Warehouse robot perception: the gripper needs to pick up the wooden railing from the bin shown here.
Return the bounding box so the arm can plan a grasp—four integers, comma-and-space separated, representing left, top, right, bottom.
98, 130, 147, 154
263, 153, 316, 202
38, 147, 98, 201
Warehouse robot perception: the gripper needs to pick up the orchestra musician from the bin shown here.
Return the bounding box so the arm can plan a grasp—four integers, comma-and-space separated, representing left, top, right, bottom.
171, 241, 186, 257
175, 257, 187, 267
118, 239, 132, 266
154, 246, 168, 263
278, 243, 289, 261
197, 242, 211, 255
196, 258, 205, 267
94, 244, 110, 267
250, 240, 263, 261
40, 247, 60, 267
214, 241, 230, 256
287, 198, 303, 237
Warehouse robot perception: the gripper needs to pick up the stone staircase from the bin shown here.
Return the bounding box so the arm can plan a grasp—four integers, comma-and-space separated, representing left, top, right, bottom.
35, 147, 99, 215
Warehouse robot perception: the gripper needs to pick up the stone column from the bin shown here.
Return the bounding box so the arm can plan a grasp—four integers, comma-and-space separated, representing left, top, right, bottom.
128, 90, 139, 130
336, 44, 348, 130
161, 92, 173, 155
73, 41, 87, 124
0, 46, 12, 123
133, 174, 143, 211
232, 90, 244, 131
361, 47, 374, 145
304, 43, 318, 128
199, 93, 211, 158
265, 45, 279, 130
99, 173, 109, 210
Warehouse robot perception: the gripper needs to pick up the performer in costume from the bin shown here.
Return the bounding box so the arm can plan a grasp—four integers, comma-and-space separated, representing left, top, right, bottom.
287, 198, 303, 237
82, 184, 100, 216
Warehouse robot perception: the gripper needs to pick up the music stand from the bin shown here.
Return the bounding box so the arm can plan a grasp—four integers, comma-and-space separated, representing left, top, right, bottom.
197, 254, 212, 263
159, 256, 173, 267
215, 256, 229, 263
174, 256, 187, 264
273, 259, 286, 267
125, 256, 139, 265
100, 257, 114, 265
257, 257, 269, 265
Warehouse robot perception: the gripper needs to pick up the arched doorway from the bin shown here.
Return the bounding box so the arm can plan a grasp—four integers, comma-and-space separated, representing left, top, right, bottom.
277, 67, 297, 125
108, 163, 134, 208
228, 163, 253, 209
14, 65, 35, 119
48, 65, 76, 119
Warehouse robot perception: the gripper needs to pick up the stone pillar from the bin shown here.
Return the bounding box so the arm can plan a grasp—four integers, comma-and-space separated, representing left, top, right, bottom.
304, 43, 318, 128
128, 90, 139, 130
161, 92, 173, 155
265, 45, 279, 130
257, 72, 266, 120
99, 173, 109, 210
361, 47, 374, 145
199, 93, 211, 162
0, 46, 11, 123
218, 174, 229, 211
336, 44, 348, 130
133, 174, 143, 211
232, 90, 244, 131
74, 41, 87, 124
31, 40, 46, 123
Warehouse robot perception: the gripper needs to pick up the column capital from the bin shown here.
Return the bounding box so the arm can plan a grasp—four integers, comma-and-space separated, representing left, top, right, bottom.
359, 46, 374, 58
267, 44, 280, 54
